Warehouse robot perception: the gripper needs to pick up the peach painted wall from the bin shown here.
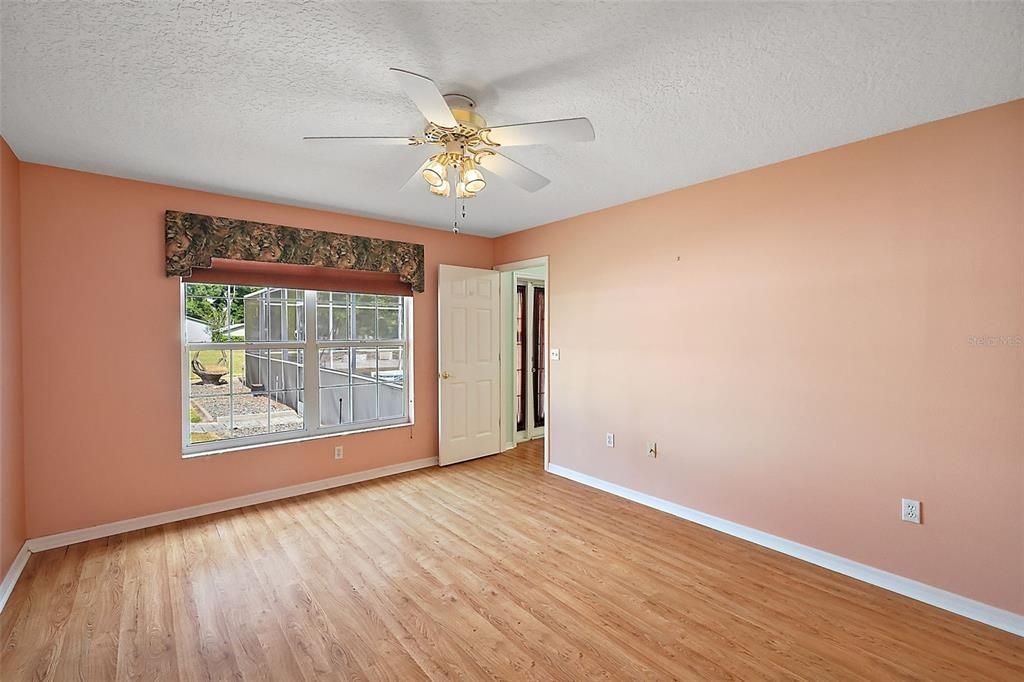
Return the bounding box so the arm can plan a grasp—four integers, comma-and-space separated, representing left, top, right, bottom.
0, 137, 26, 577
494, 101, 1024, 614
19, 165, 492, 538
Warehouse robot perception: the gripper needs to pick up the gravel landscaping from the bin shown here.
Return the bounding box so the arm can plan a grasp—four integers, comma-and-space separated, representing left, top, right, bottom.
190, 377, 303, 443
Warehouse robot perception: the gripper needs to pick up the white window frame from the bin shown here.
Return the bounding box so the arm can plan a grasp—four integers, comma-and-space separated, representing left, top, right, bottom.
181, 284, 414, 457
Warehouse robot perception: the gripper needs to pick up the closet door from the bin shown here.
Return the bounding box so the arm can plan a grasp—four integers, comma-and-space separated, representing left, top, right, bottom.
532, 286, 546, 430
515, 284, 527, 433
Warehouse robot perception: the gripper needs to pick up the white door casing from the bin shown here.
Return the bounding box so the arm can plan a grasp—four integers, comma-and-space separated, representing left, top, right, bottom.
438, 265, 501, 465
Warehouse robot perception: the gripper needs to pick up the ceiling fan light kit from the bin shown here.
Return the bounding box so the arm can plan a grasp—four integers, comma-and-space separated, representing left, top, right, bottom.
461, 159, 486, 194
305, 68, 595, 201
421, 158, 448, 187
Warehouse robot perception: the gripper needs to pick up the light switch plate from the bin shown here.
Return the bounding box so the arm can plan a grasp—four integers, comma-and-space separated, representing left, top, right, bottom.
550, 348, 560, 360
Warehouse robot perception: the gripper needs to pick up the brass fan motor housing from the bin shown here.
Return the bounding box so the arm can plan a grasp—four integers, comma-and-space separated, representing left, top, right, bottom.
450, 106, 486, 130
415, 94, 500, 198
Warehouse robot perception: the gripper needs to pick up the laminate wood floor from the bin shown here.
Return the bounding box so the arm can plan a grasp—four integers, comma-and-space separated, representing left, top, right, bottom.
2, 440, 1021, 680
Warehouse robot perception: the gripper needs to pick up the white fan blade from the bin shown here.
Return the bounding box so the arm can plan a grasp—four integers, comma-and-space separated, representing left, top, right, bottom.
484, 117, 594, 146
303, 136, 418, 145
401, 158, 431, 190
477, 153, 550, 192
390, 68, 457, 128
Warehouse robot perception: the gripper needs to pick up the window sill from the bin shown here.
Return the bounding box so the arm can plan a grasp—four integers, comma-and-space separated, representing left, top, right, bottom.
181, 420, 413, 459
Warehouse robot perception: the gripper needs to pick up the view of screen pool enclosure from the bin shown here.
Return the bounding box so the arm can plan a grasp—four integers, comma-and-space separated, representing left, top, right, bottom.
183, 283, 411, 450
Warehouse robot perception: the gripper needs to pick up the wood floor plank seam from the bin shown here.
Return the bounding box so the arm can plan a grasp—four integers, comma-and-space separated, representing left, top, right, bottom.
458, 451, 1019, 664
278, 487, 493, 680
385, 466, 774, 679
452, 464, 937, 667
346, 478, 662, 680
410, 463, 842, 680
2, 440, 1021, 681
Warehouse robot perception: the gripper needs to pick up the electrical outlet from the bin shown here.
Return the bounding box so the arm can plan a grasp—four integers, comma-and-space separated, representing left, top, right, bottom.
550, 348, 560, 361
646, 441, 657, 458
606, 432, 615, 448
334, 446, 344, 460
901, 498, 921, 524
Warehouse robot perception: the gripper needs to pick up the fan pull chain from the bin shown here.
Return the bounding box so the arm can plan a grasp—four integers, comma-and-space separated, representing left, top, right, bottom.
452, 193, 467, 234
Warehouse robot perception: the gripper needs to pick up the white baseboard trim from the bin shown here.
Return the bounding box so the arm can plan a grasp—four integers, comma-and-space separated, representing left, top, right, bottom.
0, 543, 31, 613
548, 463, 1023, 637
26, 457, 437, 553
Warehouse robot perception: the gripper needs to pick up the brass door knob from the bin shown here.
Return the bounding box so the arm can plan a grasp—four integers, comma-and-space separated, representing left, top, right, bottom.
440, 371, 451, 379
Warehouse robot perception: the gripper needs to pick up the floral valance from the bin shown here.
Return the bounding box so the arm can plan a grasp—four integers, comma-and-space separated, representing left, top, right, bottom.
165, 210, 425, 293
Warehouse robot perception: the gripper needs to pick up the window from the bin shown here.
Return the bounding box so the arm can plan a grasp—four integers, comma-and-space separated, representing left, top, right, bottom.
182, 283, 412, 455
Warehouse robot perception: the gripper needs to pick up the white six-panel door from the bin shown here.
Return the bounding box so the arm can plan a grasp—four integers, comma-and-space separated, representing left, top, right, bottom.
438, 265, 501, 465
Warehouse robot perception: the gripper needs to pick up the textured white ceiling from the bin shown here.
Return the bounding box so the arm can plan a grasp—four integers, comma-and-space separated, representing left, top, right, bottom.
1, 1, 1021, 236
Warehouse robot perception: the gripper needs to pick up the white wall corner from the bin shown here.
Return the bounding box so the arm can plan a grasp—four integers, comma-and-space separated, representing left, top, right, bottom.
0, 543, 31, 614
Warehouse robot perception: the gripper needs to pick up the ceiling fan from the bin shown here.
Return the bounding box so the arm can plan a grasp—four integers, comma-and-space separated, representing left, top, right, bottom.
304, 68, 595, 199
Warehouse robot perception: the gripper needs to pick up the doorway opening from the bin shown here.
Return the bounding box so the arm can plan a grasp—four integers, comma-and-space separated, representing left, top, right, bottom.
496, 257, 549, 470
513, 273, 545, 440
